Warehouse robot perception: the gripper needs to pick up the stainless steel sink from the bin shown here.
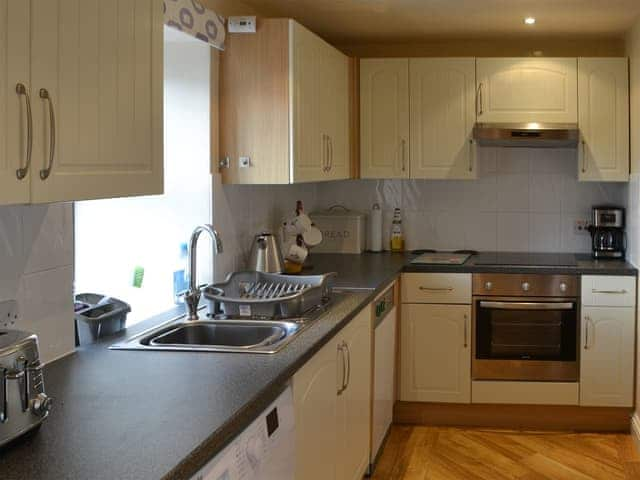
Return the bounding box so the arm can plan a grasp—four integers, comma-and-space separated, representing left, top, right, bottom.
148, 321, 290, 349
110, 316, 305, 354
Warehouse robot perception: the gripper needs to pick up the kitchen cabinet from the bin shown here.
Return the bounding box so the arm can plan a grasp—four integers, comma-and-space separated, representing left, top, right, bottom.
0, 0, 163, 205
400, 303, 471, 403
476, 58, 578, 124
359, 59, 410, 179
580, 275, 636, 407
410, 58, 477, 179
293, 307, 371, 480
578, 58, 629, 182
336, 308, 372, 480
0, 0, 31, 204
219, 19, 350, 184
293, 335, 339, 480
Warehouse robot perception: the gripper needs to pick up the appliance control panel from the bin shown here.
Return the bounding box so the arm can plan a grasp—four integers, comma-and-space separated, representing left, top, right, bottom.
192, 385, 294, 480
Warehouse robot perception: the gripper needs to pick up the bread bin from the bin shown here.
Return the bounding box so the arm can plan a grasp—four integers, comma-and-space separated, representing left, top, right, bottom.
0, 330, 52, 448
310, 205, 366, 254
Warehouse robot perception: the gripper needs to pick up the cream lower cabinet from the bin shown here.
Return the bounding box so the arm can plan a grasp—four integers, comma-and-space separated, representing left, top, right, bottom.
336, 309, 371, 480
578, 58, 629, 182
580, 275, 636, 407
293, 335, 340, 480
400, 303, 471, 403
220, 19, 350, 184
410, 58, 477, 179
476, 58, 578, 124
0, 0, 163, 205
293, 307, 371, 480
360, 58, 410, 179
0, 0, 30, 204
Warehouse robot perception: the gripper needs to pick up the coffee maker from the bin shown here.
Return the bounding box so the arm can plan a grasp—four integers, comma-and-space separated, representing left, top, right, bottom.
588, 206, 626, 259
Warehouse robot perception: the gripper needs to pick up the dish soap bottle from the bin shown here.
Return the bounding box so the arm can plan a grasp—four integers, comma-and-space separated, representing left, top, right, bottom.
390, 208, 405, 252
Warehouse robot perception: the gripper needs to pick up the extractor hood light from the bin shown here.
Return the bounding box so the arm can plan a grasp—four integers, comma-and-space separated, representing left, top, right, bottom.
524, 17, 536, 25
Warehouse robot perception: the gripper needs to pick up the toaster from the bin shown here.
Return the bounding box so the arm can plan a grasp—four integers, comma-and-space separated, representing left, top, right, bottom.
0, 330, 52, 448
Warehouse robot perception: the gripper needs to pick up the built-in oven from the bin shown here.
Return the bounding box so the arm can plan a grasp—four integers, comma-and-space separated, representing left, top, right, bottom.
472, 274, 579, 382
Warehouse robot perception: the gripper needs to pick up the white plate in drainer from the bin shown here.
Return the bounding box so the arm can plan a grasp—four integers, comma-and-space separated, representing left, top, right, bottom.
0, 300, 18, 329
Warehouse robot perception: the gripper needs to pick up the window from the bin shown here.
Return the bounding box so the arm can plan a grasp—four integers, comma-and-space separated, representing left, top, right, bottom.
74, 29, 213, 325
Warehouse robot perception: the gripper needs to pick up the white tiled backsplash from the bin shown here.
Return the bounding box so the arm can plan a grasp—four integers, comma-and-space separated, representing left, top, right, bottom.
212, 174, 319, 280
316, 147, 628, 252
0, 204, 75, 363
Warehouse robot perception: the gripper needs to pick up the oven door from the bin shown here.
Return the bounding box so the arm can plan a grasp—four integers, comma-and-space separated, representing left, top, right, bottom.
472, 298, 578, 382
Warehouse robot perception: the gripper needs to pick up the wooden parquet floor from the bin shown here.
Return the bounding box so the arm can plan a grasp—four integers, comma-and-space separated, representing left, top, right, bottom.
370, 426, 640, 480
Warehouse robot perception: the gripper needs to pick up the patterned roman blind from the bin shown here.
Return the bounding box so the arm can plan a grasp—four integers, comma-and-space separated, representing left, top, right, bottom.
163, 0, 226, 50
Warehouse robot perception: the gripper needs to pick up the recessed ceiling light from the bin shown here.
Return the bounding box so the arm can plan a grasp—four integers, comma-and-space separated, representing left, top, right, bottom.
524, 17, 536, 25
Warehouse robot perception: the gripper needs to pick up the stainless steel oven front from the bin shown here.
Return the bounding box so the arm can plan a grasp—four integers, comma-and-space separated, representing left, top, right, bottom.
472, 274, 579, 382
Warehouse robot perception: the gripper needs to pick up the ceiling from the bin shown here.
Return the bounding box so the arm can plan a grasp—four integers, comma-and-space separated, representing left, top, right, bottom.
240, 0, 640, 44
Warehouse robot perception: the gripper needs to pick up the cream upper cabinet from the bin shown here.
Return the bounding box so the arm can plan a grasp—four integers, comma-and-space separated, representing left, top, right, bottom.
336, 308, 371, 480
0, 0, 163, 205
293, 335, 339, 480
410, 58, 477, 180
220, 19, 350, 184
578, 58, 629, 182
0, 0, 30, 204
321, 45, 350, 181
400, 303, 471, 403
360, 59, 409, 179
476, 58, 578, 123
29, 0, 163, 203
580, 306, 635, 407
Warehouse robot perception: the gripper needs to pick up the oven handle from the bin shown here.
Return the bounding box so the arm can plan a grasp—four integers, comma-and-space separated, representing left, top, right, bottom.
479, 301, 574, 310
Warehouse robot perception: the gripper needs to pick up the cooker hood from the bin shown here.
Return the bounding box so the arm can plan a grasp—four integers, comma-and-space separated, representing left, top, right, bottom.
473, 122, 579, 148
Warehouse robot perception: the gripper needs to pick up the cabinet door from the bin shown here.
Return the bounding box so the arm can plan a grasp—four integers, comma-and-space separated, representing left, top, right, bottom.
400, 304, 471, 403
578, 58, 629, 182
410, 58, 476, 179
322, 46, 350, 181
336, 308, 372, 480
580, 306, 635, 407
30, 0, 163, 203
291, 22, 324, 183
293, 336, 339, 480
476, 58, 578, 123
0, 0, 30, 204
360, 59, 409, 179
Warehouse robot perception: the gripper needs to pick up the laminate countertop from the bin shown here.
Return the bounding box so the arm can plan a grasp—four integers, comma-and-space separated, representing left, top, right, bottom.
1, 252, 635, 480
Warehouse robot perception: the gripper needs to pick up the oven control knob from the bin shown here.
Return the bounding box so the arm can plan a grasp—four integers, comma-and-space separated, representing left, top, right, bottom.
559, 282, 567, 293
484, 282, 492, 291
521, 282, 530, 292
31, 393, 52, 417
245, 434, 264, 470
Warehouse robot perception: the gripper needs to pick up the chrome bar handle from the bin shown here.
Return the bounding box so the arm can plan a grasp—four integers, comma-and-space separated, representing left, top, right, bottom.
401, 138, 407, 172
476, 82, 484, 116
0, 368, 6, 423
337, 342, 346, 395
39, 88, 56, 180
592, 289, 627, 295
584, 316, 590, 349
343, 341, 351, 391
468, 138, 474, 173
419, 286, 453, 292
581, 140, 587, 174
15, 83, 33, 180
322, 134, 328, 172
463, 314, 468, 348
328, 135, 333, 172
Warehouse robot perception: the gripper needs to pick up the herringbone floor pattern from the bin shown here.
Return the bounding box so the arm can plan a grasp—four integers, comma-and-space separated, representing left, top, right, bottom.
371, 426, 640, 480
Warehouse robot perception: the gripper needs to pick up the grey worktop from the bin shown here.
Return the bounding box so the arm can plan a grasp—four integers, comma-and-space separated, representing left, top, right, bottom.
1, 251, 635, 480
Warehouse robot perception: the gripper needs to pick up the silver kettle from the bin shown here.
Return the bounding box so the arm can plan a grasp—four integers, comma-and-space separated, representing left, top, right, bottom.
249, 232, 285, 273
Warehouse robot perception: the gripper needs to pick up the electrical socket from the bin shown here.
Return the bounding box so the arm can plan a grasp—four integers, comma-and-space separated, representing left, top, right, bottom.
0, 300, 18, 329
574, 219, 591, 234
